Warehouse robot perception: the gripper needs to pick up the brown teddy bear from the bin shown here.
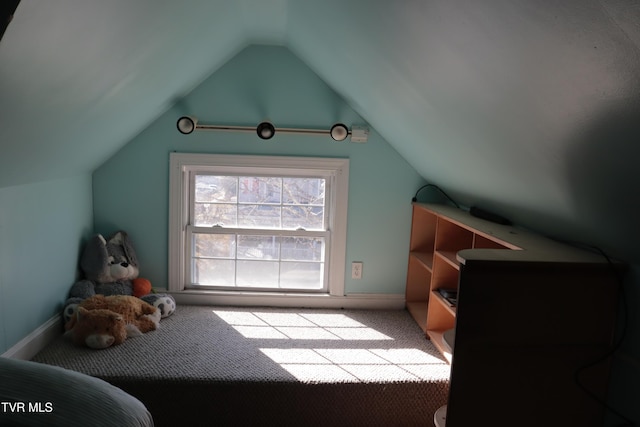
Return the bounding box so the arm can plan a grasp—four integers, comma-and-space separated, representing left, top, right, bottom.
66, 295, 160, 349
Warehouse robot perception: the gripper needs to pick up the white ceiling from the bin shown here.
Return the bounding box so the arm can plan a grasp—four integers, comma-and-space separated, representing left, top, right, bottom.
2, 0, 640, 259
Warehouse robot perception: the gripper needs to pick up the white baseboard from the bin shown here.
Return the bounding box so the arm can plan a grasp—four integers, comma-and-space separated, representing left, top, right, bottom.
1, 314, 63, 360
172, 291, 406, 310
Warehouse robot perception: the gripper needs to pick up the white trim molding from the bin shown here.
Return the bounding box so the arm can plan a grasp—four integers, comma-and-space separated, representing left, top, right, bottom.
1, 314, 62, 360
171, 291, 406, 310
169, 153, 349, 298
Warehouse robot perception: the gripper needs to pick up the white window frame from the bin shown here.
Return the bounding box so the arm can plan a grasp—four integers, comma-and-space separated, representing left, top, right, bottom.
168, 153, 349, 297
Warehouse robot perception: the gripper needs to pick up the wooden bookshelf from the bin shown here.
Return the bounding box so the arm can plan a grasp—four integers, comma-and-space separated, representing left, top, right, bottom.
405, 203, 514, 340
404, 202, 622, 427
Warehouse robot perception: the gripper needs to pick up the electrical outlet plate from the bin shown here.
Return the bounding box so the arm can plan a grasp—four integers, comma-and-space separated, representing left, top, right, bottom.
351, 262, 363, 279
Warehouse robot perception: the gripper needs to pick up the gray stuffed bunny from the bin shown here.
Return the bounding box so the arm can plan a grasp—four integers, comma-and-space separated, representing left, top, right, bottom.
70, 231, 139, 297
64, 231, 175, 326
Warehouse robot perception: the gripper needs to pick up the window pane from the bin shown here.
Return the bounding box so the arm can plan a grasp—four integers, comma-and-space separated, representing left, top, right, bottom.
186, 167, 337, 293
195, 203, 237, 227
280, 262, 323, 289
195, 175, 237, 203
238, 177, 281, 203
194, 259, 235, 286
194, 234, 236, 258
238, 205, 281, 228
282, 206, 324, 230
237, 235, 279, 260
281, 237, 324, 261
236, 261, 279, 288
283, 178, 324, 205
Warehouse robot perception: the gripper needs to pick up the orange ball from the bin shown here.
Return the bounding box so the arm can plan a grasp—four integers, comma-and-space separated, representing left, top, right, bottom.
132, 278, 152, 297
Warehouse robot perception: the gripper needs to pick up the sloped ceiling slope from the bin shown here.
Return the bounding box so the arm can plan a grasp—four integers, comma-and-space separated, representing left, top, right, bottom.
0, 0, 286, 188
287, 0, 640, 259
1, 1, 640, 259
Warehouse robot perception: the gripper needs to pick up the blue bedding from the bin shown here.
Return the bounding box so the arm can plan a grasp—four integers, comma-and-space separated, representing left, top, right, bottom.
0, 357, 153, 426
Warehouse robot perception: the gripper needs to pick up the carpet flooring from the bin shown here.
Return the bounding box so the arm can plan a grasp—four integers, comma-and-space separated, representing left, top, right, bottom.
32, 305, 451, 426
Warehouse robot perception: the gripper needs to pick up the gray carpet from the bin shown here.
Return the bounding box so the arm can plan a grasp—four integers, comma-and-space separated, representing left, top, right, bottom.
33, 305, 451, 426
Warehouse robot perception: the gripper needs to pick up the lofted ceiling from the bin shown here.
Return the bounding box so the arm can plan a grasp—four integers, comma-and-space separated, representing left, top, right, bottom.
2, 0, 640, 258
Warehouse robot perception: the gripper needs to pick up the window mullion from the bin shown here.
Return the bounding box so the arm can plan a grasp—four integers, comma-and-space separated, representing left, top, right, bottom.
236, 176, 240, 228
277, 236, 282, 290
233, 234, 238, 288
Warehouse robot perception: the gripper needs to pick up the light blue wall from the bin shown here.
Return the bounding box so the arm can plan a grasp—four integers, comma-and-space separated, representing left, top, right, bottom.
0, 175, 93, 354
93, 45, 427, 295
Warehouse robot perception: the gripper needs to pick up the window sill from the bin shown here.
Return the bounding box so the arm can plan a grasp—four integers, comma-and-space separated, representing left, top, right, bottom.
169, 289, 405, 310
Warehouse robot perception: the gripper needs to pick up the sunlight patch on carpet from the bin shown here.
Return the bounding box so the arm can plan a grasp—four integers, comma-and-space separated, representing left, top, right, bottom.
214, 310, 393, 341
200, 308, 450, 383
259, 347, 444, 383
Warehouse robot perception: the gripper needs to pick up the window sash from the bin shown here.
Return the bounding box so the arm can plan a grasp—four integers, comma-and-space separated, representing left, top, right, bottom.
189, 173, 330, 231
186, 170, 333, 292
185, 226, 330, 292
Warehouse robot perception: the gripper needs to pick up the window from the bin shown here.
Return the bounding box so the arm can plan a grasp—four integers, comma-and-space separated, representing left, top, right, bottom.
169, 154, 349, 296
